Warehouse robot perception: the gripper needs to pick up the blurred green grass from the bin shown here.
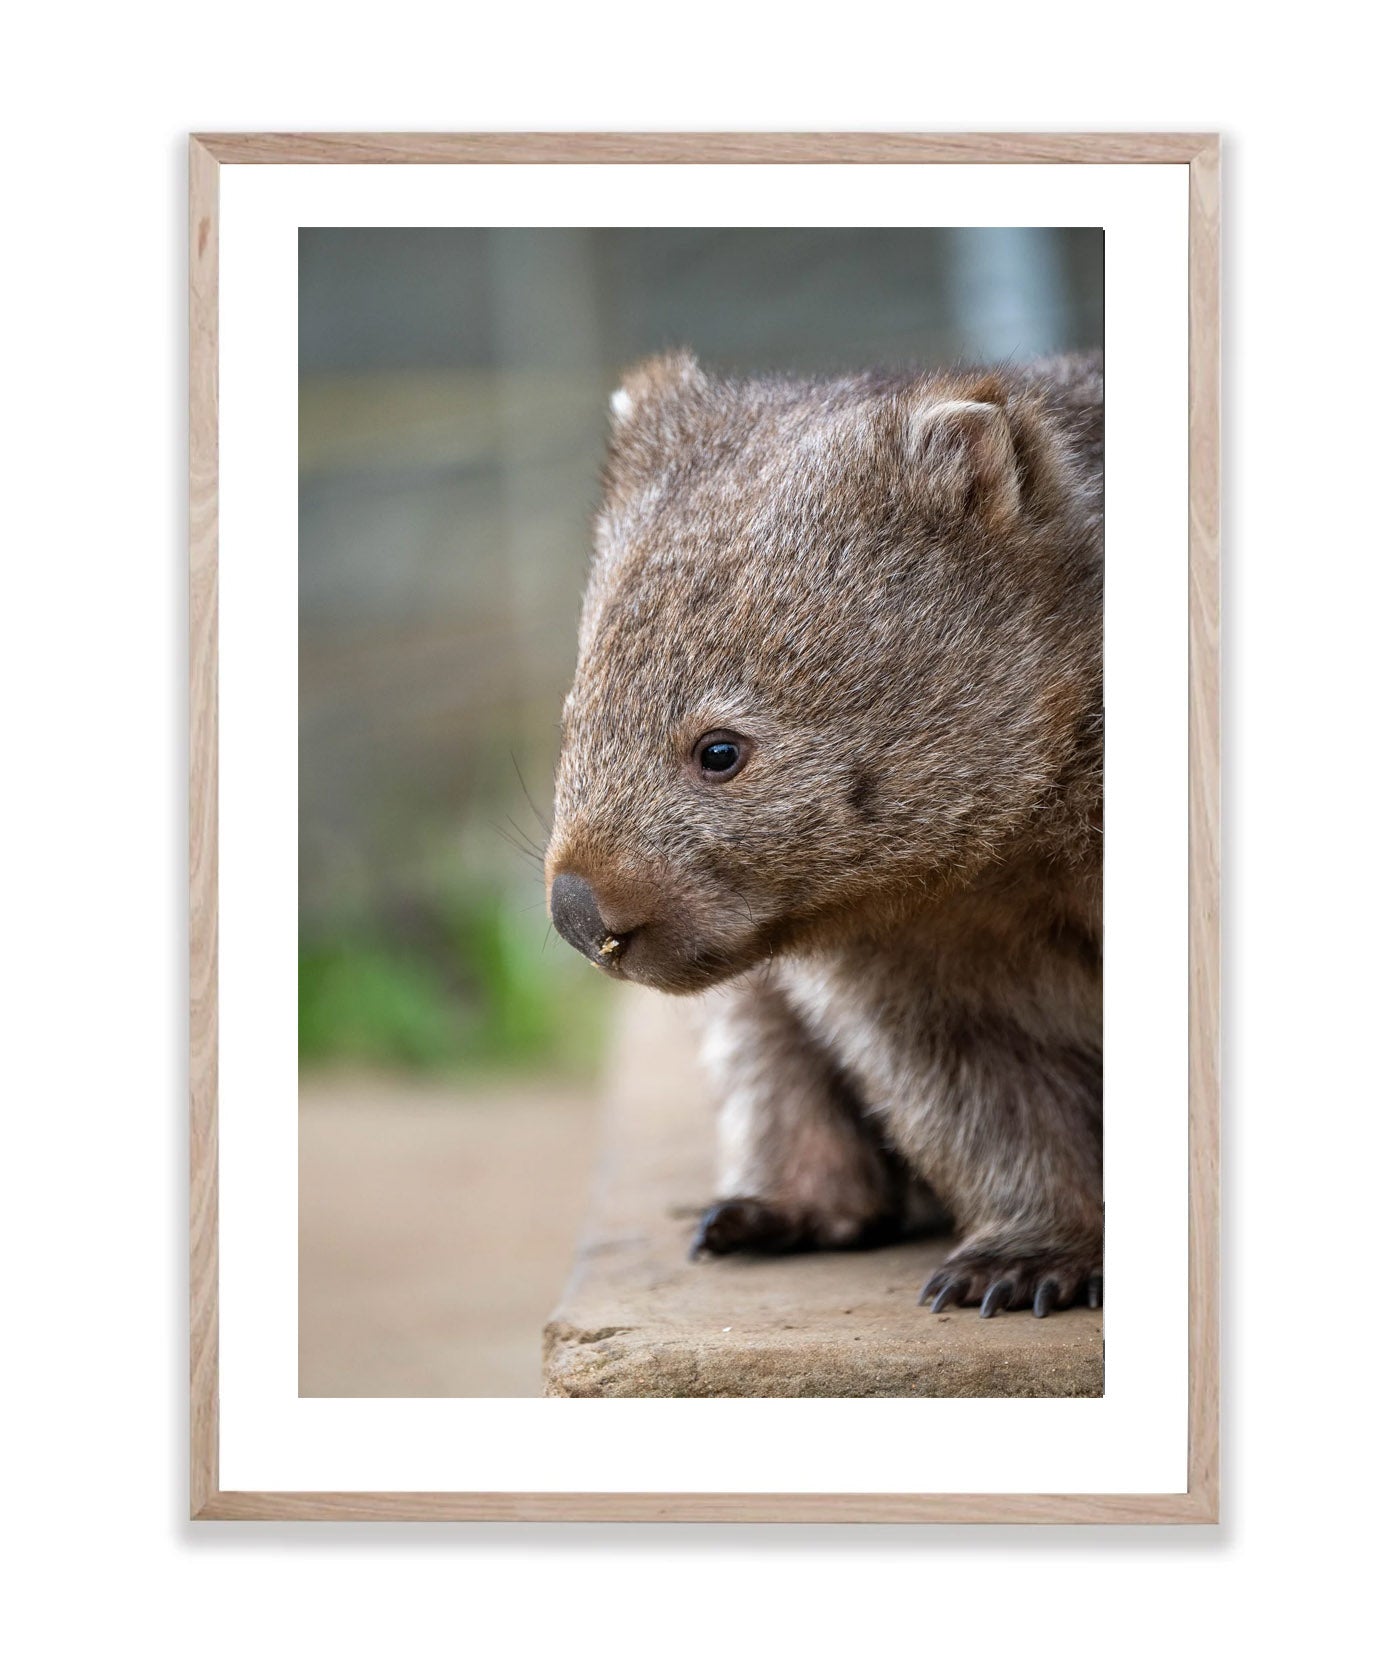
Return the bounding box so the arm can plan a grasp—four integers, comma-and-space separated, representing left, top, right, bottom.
299, 888, 608, 1077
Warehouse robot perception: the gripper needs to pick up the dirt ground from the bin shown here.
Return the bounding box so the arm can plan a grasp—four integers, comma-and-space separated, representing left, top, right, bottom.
299, 1072, 601, 1396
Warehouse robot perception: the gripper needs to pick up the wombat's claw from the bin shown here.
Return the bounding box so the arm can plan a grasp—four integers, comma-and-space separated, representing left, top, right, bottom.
980, 1279, 1015, 1317
1032, 1278, 1063, 1317
920, 1277, 969, 1312
921, 1250, 1101, 1317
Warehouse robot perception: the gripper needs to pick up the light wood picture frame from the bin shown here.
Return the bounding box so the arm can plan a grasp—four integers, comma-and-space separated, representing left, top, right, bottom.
190, 130, 1220, 1523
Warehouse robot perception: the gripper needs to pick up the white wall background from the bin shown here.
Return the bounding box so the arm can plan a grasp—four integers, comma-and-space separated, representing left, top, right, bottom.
3, 5, 1394, 1676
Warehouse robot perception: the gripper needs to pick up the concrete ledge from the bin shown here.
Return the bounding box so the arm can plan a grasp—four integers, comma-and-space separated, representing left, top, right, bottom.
544, 990, 1104, 1399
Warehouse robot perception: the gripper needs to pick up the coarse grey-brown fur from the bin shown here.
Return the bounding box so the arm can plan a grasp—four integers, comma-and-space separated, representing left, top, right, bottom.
547, 350, 1104, 1316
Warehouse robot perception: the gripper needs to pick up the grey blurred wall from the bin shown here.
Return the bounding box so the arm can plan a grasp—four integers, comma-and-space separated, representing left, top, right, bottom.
299, 227, 1103, 930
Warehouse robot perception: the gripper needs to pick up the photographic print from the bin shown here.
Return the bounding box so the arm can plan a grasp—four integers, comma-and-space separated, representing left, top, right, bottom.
192, 134, 1218, 1520
298, 225, 1107, 1400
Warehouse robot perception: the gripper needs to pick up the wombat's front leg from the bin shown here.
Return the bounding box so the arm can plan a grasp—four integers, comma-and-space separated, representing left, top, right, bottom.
692, 973, 902, 1258
903, 1034, 1103, 1317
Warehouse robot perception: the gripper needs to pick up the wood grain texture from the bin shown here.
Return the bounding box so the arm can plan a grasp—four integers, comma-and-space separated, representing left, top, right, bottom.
198, 1489, 1215, 1523
193, 131, 1210, 166
189, 137, 220, 1518
1186, 137, 1222, 1523
189, 132, 1221, 1523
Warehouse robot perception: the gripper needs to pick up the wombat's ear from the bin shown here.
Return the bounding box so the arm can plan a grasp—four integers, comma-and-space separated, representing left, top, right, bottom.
904, 396, 1021, 530
608, 349, 706, 428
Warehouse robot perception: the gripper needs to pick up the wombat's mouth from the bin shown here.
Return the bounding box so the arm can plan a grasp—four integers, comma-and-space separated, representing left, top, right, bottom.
556, 922, 746, 993
579, 916, 769, 996
611, 934, 762, 994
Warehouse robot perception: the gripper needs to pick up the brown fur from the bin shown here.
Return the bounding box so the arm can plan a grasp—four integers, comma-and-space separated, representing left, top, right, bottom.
547, 350, 1104, 1315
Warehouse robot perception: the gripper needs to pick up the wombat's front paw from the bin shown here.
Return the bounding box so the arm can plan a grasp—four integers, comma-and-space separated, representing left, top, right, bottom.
690, 1197, 805, 1258
691, 1197, 897, 1259
919, 1242, 1103, 1318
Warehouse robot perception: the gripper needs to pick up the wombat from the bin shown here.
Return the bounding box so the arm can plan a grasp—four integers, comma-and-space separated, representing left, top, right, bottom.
546, 349, 1103, 1318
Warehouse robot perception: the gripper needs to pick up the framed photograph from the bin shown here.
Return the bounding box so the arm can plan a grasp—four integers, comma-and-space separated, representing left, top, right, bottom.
190, 131, 1219, 1522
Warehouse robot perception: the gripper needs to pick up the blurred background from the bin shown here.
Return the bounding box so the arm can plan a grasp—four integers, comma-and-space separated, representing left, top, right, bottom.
298, 226, 1104, 1396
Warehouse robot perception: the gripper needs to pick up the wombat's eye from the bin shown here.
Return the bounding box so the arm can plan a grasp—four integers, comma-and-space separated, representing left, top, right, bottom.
694, 732, 751, 783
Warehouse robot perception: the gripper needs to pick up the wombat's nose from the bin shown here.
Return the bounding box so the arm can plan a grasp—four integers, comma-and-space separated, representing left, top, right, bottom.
550, 872, 625, 965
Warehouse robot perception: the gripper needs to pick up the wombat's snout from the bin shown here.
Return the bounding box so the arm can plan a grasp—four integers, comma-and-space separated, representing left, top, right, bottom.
546, 848, 752, 992
549, 872, 630, 967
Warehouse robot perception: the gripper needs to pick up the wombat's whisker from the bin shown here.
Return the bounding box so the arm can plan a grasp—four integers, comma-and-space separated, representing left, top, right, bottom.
509, 749, 553, 837
489, 819, 546, 873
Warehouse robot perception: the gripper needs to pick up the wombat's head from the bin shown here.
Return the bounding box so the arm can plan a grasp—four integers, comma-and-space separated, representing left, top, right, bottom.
546, 352, 1099, 993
